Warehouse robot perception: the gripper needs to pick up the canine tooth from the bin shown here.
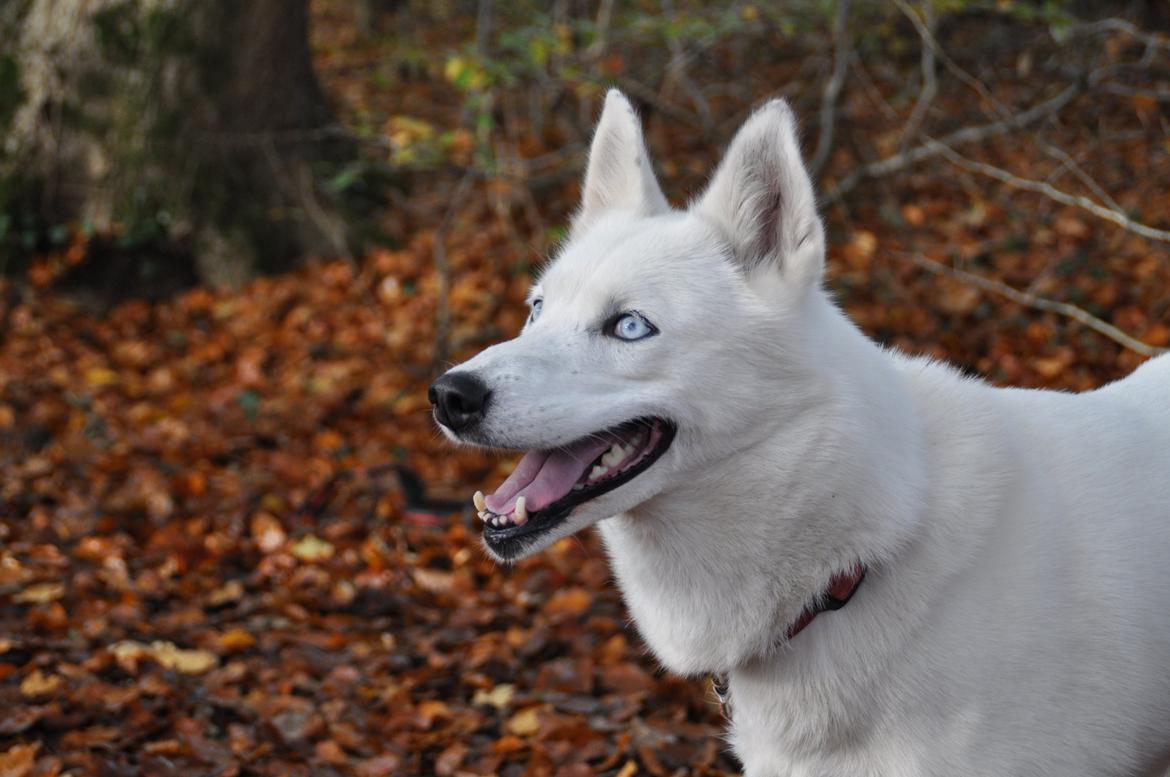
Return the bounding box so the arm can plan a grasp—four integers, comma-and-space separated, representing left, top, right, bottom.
478, 510, 489, 522
473, 491, 486, 512
590, 464, 608, 481
514, 496, 527, 523
602, 443, 624, 467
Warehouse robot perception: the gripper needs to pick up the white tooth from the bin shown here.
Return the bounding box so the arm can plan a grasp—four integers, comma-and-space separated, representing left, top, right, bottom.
602, 445, 625, 468
623, 443, 637, 457
572, 483, 584, 491
473, 491, 486, 512
590, 465, 607, 481
514, 496, 527, 524
478, 510, 489, 522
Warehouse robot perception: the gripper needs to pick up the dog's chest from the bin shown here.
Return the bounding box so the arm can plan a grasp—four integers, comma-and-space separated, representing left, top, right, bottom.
730, 708, 924, 777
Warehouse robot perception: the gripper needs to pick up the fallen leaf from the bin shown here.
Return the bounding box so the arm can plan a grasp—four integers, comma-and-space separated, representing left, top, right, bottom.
615, 761, 639, 777
14, 582, 64, 604
935, 278, 982, 315
0, 742, 38, 777
206, 579, 245, 607
109, 640, 218, 675
544, 587, 592, 617
315, 739, 347, 765
216, 628, 257, 653
20, 670, 62, 699
507, 706, 541, 736
472, 683, 515, 710
354, 753, 402, 777
291, 534, 335, 562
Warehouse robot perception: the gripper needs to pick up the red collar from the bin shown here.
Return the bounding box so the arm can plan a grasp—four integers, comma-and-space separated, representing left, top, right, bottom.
785, 562, 867, 640
711, 563, 867, 719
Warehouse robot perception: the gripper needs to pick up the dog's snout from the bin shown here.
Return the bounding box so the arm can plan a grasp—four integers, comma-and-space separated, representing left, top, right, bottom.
429, 371, 491, 432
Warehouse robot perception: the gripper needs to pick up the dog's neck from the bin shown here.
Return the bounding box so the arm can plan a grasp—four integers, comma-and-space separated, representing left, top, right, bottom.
598, 291, 989, 678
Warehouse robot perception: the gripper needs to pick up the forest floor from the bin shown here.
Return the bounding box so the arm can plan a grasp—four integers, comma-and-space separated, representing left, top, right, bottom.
2, 2, 1170, 776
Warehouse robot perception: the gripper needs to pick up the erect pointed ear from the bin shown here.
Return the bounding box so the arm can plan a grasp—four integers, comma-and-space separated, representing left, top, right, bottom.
571, 90, 669, 237
691, 99, 825, 289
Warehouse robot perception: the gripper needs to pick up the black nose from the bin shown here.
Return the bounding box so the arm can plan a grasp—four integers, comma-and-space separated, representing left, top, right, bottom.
428, 372, 490, 432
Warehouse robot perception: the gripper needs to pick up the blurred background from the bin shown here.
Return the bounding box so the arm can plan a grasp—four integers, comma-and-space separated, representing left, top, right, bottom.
1, 1, 1168, 774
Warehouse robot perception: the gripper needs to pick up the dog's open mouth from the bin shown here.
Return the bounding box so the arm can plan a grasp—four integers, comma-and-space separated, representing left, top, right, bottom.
476, 417, 676, 554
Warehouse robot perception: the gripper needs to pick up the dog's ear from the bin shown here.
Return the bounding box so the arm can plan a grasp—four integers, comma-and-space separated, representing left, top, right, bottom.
572, 90, 669, 237
691, 99, 824, 289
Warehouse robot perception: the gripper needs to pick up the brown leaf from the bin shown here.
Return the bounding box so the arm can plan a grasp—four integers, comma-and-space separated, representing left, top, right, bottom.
354, 754, 403, 777
291, 534, 335, 562
13, 582, 64, 604
507, 706, 542, 736
19, 670, 62, 700
0, 743, 38, 777
544, 587, 592, 617
471, 683, 514, 710
600, 663, 655, 695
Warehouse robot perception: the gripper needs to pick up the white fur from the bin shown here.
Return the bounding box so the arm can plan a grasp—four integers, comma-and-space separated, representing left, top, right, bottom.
440, 90, 1170, 775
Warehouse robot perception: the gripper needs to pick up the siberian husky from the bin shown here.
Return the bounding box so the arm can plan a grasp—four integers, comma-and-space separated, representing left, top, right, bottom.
429, 90, 1170, 776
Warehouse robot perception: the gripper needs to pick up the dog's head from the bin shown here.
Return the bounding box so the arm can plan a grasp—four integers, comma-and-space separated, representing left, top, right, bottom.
431, 90, 828, 561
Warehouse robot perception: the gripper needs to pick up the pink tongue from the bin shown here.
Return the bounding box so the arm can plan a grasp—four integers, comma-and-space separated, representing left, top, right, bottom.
484, 437, 612, 515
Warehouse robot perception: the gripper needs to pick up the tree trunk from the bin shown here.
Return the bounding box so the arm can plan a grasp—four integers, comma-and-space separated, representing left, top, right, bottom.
0, 0, 357, 291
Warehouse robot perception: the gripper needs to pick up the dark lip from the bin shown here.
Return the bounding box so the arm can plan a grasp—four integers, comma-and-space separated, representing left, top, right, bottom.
483, 417, 677, 560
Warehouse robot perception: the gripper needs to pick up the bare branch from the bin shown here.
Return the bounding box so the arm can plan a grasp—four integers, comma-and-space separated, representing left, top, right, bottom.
809, 0, 851, 178
432, 170, 478, 373
1100, 82, 1170, 102
660, 0, 713, 131
895, 0, 1011, 121
848, 51, 899, 120
614, 76, 709, 129
822, 81, 1082, 204
900, 252, 1167, 358
895, 0, 937, 152
1067, 17, 1170, 52
1039, 143, 1124, 214
586, 0, 615, 59
928, 140, 1170, 245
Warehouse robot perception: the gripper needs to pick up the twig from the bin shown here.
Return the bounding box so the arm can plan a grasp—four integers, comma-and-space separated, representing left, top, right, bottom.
928, 140, 1170, 245
848, 51, 900, 121
660, 0, 714, 131
895, 0, 937, 153
1040, 143, 1124, 214
901, 252, 1167, 358
432, 170, 478, 373
1067, 17, 1170, 52
822, 81, 1082, 204
475, 0, 492, 55
615, 76, 709, 128
586, 0, 615, 59
1100, 82, 1170, 102
895, 0, 1010, 122
809, 0, 851, 178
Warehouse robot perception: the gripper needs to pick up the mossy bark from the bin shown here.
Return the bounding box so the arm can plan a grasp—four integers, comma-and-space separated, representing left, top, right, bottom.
1, 0, 356, 290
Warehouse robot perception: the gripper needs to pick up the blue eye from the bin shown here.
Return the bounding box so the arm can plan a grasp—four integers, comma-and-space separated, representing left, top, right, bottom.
612, 312, 656, 341
528, 298, 543, 324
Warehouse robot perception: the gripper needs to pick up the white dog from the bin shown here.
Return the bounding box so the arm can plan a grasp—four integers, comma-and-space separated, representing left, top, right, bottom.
429, 90, 1170, 776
